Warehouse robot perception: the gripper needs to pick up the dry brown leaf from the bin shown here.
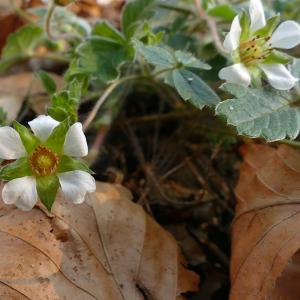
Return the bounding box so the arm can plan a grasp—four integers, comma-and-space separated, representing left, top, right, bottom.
230, 144, 300, 300
0, 72, 64, 122
0, 182, 199, 300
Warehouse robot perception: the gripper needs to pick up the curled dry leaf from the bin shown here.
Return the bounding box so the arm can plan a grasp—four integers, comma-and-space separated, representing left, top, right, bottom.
0, 72, 64, 122
230, 144, 300, 300
0, 182, 199, 300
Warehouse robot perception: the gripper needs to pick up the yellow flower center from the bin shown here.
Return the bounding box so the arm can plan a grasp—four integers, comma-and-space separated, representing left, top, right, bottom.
238, 35, 272, 66
30, 146, 59, 176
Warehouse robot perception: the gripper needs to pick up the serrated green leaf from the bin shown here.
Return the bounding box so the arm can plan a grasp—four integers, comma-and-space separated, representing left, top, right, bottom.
13, 121, 40, 154
121, 0, 155, 38
172, 69, 220, 109
208, 4, 237, 21
58, 155, 92, 173
134, 40, 176, 67
45, 119, 70, 154
0, 158, 32, 181
36, 71, 57, 94
174, 51, 211, 70
76, 37, 133, 81
92, 21, 126, 44
0, 26, 44, 72
216, 83, 300, 141
36, 175, 59, 211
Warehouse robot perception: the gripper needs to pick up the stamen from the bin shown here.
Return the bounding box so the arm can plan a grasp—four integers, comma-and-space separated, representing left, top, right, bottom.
30, 146, 59, 176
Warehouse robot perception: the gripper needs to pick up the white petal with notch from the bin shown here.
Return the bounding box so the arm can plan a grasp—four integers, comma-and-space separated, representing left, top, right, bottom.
58, 171, 96, 204
28, 115, 59, 141
219, 63, 252, 86
269, 21, 300, 49
63, 123, 88, 157
2, 176, 38, 211
0, 127, 26, 159
260, 64, 298, 90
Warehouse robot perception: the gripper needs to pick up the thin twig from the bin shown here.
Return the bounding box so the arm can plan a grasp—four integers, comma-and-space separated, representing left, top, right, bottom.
83, 76, 139, 131
194, 0, 226, 55
45, 1, 56, 40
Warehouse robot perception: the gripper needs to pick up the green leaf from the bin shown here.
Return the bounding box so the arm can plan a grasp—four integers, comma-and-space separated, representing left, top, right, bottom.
216, 83, 300, 141
76, 37, 133, 81
48, 91, 77, 123
174, 51, 211, 70
13, 121, 40, 154
291, 59, 300, 92
121, 0, 155, 38
92, 21, 126, 44
172, 69, 220, 109
208, 4, 237, 21
31, 6, 91, 37
263, 50, 292, 65
133, 40, 176, 67
0, 25, 43, 72
0, 158, 32, 181
45, 119, 70, 154
36, 71, 57, 94
58, 155, 92, 173
239, 11, 251, 42
36, 175, 59, 211
254, 15, 280, 37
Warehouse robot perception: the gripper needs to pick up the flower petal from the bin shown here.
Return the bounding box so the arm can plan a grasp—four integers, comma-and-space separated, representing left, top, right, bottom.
219, 63, 252, 86
269, 21, 300, 49
0, 127, 26, 159
223, 15, 242, 52
260, 64, 298, 90
58, 171, 96, 204
63, 123, 88, 157
2, 176, 38, 211
249, 0, 266, 32
28, 115, 59, 141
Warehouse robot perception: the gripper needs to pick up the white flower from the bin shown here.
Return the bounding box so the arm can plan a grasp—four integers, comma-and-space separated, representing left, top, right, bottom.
219, 0, 300, 90
0, 115, 96, 211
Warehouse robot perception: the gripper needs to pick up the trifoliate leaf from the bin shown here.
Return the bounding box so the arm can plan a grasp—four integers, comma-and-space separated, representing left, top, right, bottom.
172, 69, 220, 109
58, 156, 92, 174
13, 121, 40, 154
36, 175, 59, 211
133, 40, 176, 67
76, 37, 133, 81
121, 0, 155, 38
216, 83, 300, 141
92, 21, 126, 44
0, 26, 44, 72
0, 158, 33, 181
36, 71, 57, 95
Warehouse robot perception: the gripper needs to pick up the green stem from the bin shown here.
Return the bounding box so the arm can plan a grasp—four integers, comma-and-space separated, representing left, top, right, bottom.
32, 53, 70, 64
45, 1, 56, 40
278, 139, 300, 149
158, 3, 195, 15
83, 75, 142, 131
11, 0, 34, 23
152, 67, 176, 78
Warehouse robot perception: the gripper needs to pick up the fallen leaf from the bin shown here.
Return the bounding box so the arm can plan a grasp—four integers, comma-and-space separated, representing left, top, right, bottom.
0, 182, 199, 299
230, 144, 300, 300
0, 72, 64, 122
